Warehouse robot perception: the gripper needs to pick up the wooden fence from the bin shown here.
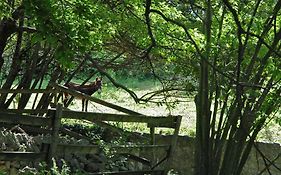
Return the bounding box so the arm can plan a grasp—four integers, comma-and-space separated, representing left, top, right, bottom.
0, 84, 182, 174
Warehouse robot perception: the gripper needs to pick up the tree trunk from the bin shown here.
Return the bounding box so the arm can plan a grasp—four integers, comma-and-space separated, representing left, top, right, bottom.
0, 14, 24, 109
195, 0, 212, 174
0, 18, 17, 70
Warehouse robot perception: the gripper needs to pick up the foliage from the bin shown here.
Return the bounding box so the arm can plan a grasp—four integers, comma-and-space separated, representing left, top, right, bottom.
0, 0, 280, 174
17, 159, 71, 175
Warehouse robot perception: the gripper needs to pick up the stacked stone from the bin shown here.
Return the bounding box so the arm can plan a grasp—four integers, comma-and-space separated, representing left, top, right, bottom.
0, 128, 139, 174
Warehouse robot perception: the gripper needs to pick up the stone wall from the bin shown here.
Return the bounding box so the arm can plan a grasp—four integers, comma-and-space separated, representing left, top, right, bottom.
141, 135, 281, 175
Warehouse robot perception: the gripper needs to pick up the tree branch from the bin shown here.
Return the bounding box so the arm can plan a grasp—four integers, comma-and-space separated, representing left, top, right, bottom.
90, 59, 139, 103
150, 8, 204, 59
142, 0, 156, 58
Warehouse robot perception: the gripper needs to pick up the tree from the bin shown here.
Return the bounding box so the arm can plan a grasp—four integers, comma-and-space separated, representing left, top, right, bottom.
0, 0, 280, 174
145, 0, 280, 174
104, 0, 281, 174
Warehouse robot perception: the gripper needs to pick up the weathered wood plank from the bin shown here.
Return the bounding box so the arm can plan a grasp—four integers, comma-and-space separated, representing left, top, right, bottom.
60, 128, 92, 142
150, 127, 155, 145
164, 115, 182, 173
56, 144, 101, 155
52, 84, 141, 115
119, 153, 151, 166
89, 170, 164, 175
42, 142, 168, 155
0, 152, 46, 161
47, 104, 62, 166
16, 125, 52, 134
0, 89, 56, 94
110, 144, 170, 153
62, 110, 176, 128
0, 112, 51, 126
0, 109, 49, 114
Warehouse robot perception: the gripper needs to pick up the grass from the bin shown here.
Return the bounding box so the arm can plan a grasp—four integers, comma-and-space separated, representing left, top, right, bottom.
8, 75, 281, 143
67, 76, 280, 143
66, 76, 197, 136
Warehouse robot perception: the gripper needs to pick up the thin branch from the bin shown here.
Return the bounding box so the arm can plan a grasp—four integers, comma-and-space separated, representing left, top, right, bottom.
222, 0, 243, 34
142, 0, 156, 58
138, 87, 186, 103
90, 59, 139, 102
257, 153, 281, 175
150, 9, 204, 59
149, 8, 243, 85
19, 26, 37, 33
244, 30, 281, 57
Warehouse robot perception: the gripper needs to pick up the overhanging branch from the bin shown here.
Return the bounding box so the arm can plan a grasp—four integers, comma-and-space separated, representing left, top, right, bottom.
142, 0, 156, 58
90, 59, 139, 103
150, 9, 204, 60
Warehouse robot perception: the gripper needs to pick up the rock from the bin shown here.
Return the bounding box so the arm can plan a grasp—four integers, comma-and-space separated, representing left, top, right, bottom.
77, 139, 89, 145
79, 163, 85, 169
1, 143, 7, 150
19, 166, 38, 175
19, 161, 27, 167
11, 161, 20, 169
30, 143, 40, 152
33, 161, 40, 170
9, 167, 17, 175
119, 165, 128, 171
70, 158, 80, 169
87, 154, 103, 163
76, 155, 88, 164
16, 134, 24, 143
98, 152, 107, 162
128, 162, 135, 170
33, 136, 42, 145
64, 154, 74, 162
85, 162, 100, 172
111, 166, 119, 171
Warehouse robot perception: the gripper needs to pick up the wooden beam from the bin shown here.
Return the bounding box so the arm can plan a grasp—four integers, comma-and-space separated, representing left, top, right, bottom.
0, 112, 51, 126
118, 153, 151, 166
89, 170, 164, 175
164, 115, 182, 173
18, 125, 52, 134
0, 152, 46, 161
42, 142, 168, 155
0, 89, 55, 94
62, 110, 176, 128
47, 104, 62, 167
52, 84, 141, 115
60, 128, 93, 142
56, 144, 101, 155
0, 109, 49, 114
110, 144, 170, 153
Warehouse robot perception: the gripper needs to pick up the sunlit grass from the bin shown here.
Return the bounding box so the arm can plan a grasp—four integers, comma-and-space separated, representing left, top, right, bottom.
10, 76, 280, 143
64, 76, 197, 136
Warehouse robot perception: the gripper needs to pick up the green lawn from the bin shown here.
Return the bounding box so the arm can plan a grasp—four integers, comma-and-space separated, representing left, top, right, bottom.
64, 77, 281, 143
14, 76, 280, 143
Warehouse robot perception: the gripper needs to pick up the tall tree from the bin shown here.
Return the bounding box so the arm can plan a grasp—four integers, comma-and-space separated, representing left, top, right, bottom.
0, 1, 280, 174
109, 0, 281, 174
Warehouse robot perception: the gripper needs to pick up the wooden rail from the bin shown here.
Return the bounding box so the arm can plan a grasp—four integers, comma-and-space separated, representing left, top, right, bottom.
41, 143, 101, 155
0, 109, 49, 114
90, 170, 164, 175
0, 89, 55, 94
0, 152, 46, 161
0, 84, 181, 174
62, 110, 177, 128
0, 112, 52, 126
53, 83, 141, 115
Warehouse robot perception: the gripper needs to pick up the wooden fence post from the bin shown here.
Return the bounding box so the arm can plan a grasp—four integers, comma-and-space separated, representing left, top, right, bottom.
150, 126, 156, 167
47, 103, 62, 167
164, 115, 182, 174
